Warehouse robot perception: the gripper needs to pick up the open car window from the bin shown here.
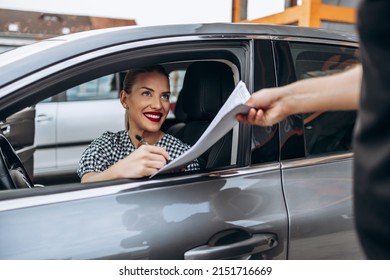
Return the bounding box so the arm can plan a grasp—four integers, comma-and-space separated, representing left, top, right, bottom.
5, 39, 250, 188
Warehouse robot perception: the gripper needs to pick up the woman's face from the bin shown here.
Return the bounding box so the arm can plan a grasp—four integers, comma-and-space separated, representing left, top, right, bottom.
122, 71, 171, 134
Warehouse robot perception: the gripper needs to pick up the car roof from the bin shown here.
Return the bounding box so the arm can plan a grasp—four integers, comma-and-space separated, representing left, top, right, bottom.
0, 23, 358, 88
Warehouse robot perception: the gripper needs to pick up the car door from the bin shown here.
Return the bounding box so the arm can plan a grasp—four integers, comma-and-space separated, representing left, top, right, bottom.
34, 98, 57, 177
272, 39, 366, 259
0, 34, 287, 259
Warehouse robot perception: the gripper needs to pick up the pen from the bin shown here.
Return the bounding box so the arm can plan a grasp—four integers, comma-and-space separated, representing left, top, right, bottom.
135, 134, 149, 146
136, 134, 172, 164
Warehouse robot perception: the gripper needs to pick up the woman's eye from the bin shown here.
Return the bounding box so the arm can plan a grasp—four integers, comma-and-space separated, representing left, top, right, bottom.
161, 94, 170, 101
142, 91, 152, 97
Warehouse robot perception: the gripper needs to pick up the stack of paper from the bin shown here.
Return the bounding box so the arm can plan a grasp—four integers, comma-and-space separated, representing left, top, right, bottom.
151, 80, 251, 177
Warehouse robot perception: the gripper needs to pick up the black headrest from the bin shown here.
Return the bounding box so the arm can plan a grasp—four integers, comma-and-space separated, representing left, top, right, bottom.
173, 88, 187, 122
181, 61, 235, 121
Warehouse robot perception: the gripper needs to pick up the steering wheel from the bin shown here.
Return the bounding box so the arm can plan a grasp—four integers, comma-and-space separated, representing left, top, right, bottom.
0, 134, 34, 190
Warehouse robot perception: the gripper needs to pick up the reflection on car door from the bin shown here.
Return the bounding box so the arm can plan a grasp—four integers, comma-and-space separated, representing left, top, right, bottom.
0, 168, 287, 259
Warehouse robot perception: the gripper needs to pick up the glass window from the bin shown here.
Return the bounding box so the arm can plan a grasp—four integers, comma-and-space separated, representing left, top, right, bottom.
66, 74, 119, 101
290, 42, 359, 156
322, 0, 358, 8
167, 69, 185, 119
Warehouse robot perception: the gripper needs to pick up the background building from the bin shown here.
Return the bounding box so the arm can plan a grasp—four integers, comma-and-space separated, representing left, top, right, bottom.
233, 0, 359, 32
2, 1, 360, 53
0, 8, 136, 52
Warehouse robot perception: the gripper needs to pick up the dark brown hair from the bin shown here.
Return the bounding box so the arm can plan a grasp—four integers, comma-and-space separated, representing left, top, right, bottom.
122, 65, 169, 93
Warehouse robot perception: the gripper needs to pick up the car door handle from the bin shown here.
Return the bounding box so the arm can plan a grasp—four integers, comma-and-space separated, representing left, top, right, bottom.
36, 114, 53, 123
184, 233, 277, 260
1, 124, 11, 135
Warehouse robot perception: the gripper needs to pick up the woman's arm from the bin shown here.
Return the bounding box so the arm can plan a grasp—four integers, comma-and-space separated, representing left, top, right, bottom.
81, 145, 170, 183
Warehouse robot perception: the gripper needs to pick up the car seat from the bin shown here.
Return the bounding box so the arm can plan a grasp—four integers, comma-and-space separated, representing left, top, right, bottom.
161, 86, 187, 134
167, 61, 235, 170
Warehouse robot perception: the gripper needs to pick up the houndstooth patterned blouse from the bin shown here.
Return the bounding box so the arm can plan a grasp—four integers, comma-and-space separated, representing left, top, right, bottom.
77, 130, 200, 178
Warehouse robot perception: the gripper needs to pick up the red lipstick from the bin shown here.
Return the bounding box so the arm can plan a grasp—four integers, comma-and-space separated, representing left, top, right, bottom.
144, 112, 163, 122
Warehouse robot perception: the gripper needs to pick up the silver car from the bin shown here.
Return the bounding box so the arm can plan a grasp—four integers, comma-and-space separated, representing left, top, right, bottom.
0, 23, 364, 259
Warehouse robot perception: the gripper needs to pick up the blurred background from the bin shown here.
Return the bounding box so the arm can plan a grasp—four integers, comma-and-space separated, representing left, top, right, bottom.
0, 0, 359, 52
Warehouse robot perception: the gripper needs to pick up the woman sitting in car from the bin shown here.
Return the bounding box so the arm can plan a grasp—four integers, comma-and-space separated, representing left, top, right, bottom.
77, 65, 199, 182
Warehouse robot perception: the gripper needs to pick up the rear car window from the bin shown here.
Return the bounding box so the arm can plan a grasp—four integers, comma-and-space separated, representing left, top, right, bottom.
290, 42, 359, 156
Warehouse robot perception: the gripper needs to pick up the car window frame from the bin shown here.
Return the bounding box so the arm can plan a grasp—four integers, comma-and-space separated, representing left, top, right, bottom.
272, 38, 359, 163
0, 37, 255, 193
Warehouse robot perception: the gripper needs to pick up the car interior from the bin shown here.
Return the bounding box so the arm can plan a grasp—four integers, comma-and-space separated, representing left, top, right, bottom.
0, 58, 243, 190
0, 40, 360, 191
291, 42, 359, 157
164, 61, 236, 169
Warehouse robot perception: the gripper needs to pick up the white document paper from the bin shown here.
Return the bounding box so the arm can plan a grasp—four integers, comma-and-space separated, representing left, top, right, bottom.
151, 80, 251, 177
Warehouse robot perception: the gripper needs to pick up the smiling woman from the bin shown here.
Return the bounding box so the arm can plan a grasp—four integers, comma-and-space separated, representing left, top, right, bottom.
77, 65, 200, 183
121, 65, 171, 133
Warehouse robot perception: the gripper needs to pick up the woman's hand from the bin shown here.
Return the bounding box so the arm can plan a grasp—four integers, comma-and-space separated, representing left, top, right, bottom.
115, 145, 170, 178
81, 145, 170, 182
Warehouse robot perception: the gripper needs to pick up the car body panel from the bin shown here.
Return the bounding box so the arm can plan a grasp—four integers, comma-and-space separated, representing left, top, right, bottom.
0, 166, 286, 260
282, 157, 365, 259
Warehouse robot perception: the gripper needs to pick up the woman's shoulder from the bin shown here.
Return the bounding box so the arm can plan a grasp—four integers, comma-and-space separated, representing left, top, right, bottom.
161, 133, 191, 150
162, 134, 200, 169
91, 130, 129, 146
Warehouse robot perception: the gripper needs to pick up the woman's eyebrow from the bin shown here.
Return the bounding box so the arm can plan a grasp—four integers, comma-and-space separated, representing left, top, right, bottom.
140, 86, 154, 91
140, 86, 170, 95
